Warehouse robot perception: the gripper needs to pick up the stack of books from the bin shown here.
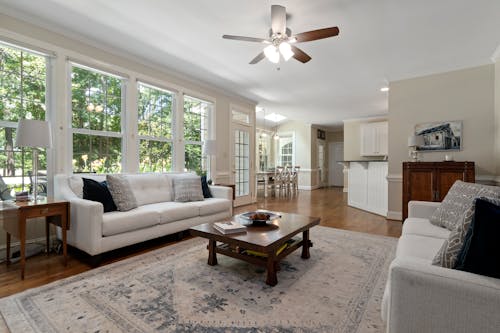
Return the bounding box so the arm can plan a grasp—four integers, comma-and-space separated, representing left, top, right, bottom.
15, 191, 29, 201
213, 221, 247, 234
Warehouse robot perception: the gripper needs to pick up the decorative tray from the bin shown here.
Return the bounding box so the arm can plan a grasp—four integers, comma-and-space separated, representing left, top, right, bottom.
239, 211, 281, 226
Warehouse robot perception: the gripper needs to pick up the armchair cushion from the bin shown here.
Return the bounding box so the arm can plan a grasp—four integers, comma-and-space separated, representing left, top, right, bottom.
455, 197, 500, 278
429, 181, 500, 230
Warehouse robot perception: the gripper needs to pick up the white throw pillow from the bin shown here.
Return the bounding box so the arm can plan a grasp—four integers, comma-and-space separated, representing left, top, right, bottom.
68, 175, 83, 198
106, 174, 138, 211
173, 175, 204, 202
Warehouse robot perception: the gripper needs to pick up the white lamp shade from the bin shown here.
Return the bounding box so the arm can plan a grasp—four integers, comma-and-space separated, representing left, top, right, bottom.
408, 135, 424, 147
203, 139, 217, 155
15, 119, 52, 148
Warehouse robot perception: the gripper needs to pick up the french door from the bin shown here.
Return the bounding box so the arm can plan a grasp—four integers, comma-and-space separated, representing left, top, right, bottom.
232, 123, 253, 206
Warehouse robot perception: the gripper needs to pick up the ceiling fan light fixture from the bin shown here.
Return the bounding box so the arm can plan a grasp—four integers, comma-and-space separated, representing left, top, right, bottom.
264, 45, 280, 63
279, 42, 294, 61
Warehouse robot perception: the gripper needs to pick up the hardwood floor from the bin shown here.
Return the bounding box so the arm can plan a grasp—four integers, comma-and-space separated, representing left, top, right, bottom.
0, 187, 401, 298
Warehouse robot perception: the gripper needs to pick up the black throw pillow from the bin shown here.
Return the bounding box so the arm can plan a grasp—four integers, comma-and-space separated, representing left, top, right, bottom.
454, 198, 500, 278
201, 175, 212, 198
82, 178, 117, 213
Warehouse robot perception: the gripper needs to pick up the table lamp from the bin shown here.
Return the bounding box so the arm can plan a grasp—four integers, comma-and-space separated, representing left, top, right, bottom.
15, 119, 52, 202
203, 139, 217, 183
408, 135, 424, 162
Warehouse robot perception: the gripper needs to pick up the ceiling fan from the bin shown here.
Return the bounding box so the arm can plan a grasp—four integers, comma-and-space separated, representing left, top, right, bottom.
222, 5, 340, 64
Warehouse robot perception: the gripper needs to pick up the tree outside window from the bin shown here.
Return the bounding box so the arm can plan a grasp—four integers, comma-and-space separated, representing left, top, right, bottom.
71, 65, 123, 173
183, 95, 211, 175
138, 82, 174, 172
0, 44, 47, 196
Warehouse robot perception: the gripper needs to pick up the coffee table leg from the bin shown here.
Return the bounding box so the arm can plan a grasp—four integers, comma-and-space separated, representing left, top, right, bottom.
301, 230, 310, 259
266, 254, 278, 286
208, 240, 218, 266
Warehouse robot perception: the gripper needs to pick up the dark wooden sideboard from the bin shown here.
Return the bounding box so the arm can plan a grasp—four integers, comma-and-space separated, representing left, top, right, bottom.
402, 161, 475, 220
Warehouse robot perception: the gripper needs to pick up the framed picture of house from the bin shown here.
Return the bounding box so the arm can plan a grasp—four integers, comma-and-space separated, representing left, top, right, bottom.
415, 120, 462, 151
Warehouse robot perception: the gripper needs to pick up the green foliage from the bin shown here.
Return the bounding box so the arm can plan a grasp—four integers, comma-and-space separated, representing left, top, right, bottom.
0, 46, 47, 189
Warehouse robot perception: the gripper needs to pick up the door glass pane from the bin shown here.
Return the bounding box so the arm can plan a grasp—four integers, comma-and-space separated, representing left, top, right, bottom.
234, 129, 249, 197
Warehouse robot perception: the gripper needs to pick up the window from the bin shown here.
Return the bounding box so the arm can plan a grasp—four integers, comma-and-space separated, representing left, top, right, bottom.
183, 95, 212, 175
71, 65, 123, 173
0, 43, 47, 195
278, 135, 294, 167
138, 82, 175, 172
232, 109, 250, 124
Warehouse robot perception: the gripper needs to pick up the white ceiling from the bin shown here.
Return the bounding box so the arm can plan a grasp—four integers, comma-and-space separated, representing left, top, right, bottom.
2, 0, 500, 129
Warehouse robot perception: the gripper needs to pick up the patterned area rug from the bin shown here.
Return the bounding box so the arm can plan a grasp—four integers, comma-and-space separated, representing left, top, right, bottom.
0, 227, 396, 333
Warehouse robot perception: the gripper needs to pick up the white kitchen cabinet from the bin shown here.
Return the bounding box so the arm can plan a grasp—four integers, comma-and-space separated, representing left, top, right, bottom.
360, 121, 388, 156
347, 161, 388, 216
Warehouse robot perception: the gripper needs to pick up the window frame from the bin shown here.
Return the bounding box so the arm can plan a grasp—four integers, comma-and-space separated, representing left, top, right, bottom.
276, 132, 295, 167
136, 81, 177, 172
183, 94, 214, 174
0, 41, 51, 194
69, 62, 127, 174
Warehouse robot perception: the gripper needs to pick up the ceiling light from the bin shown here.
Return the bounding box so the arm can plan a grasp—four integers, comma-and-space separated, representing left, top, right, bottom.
265, 113, 286, 122
256, 107, 264, 113
380, 87, 389, 92
264, 45, 280, 63
279, 42, 294, 61
273, 133, 280, 140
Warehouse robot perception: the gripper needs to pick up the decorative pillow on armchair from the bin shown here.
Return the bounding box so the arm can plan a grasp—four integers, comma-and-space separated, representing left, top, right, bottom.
429, 181, 500, 230
173, 175, 204, 202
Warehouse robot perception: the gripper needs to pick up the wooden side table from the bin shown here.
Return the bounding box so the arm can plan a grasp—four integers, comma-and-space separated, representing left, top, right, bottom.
1, 198, 70, 279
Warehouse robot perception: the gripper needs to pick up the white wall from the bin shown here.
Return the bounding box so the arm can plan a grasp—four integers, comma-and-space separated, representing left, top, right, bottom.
387, 64, 497, 220
0, 13, 256, 246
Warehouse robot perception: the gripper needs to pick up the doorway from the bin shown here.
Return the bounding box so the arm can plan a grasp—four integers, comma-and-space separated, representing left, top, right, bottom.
232, 123, 253, 206
329, 142, 344, 187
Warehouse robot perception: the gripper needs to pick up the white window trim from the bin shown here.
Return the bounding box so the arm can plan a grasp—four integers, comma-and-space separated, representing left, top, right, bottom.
68, 63, 127, 173
276, 131, 296, 167
136, 81, 177, 172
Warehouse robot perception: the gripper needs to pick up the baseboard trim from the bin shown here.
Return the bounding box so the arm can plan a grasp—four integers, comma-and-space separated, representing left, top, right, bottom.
387, 211, 403, 221
0, 236, 47, 251
343, 187, 348, 193
298, 185, 321, 191
386, 174, 402, 182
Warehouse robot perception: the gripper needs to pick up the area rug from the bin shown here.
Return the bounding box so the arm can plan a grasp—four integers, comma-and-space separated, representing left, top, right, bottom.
0, 227, 397, 333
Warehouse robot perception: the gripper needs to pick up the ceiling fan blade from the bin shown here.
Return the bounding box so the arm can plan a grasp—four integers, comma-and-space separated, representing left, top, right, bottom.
222, 35, 268, 43
271, 5, 286, 34
293, 27, 340, 43
291, 45, 312, 63
249, 52, 266, 64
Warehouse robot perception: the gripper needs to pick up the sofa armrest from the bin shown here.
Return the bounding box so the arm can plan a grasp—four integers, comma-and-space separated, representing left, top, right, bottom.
408, 201, 441, 219
387, 257, 500, 333
209, 185, 232, 201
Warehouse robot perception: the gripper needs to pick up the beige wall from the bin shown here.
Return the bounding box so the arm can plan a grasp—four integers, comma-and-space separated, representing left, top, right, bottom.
387, 64, 497, 220
326, 130, 346, 189
0, 14, 256, 247
343, 118, 387, 161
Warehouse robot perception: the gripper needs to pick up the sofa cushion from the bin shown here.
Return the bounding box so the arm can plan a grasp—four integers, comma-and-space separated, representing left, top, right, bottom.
396, 235, 445, 262
402, 218, 450, 239
106, 174, 138, 212
126, 173, 173, 206
455, 197, 500, 278
82, 178, 117, 213
195, 198, 231, 216
141, 202, 201, 224
173, 175, 204, 202
102, 205, 161, 236
429, 181, 500, 230
201, 175, 212, 198
432, 202, 476, 268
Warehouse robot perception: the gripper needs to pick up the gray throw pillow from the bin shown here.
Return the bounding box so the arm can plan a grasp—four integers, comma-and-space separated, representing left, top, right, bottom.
429, 181, 500, 230
173, 176, 204, 202
106, 174, 138, 211
432, 203, 475, 268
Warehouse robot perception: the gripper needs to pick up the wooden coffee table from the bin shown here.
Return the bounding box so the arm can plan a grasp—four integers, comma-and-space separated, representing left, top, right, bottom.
189, 212, 320, 286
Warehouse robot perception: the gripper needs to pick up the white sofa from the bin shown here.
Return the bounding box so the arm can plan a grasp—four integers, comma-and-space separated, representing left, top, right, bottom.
382, 201, 500, 333
54, 173, 232, 257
